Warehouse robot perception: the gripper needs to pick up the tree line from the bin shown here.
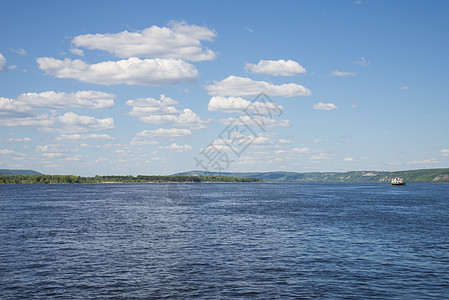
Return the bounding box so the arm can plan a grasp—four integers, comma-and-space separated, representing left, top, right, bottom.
0, 174, 262, 184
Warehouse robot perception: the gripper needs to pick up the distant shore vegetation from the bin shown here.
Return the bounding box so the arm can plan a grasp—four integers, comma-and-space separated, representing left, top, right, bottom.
0, 174, 263, 185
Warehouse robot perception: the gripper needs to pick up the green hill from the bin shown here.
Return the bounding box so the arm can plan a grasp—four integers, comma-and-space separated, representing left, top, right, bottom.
0, 169, 42, 175
175, 168, 449, 183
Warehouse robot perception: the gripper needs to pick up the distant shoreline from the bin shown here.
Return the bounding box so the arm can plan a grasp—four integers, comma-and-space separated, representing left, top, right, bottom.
0, 174, 262, 185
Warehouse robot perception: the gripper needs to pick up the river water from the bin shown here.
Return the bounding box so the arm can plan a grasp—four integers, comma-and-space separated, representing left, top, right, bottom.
1, 182, 448, 298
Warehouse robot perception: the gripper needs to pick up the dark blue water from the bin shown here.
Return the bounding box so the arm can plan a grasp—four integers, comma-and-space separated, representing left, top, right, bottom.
1, 182, 449, 299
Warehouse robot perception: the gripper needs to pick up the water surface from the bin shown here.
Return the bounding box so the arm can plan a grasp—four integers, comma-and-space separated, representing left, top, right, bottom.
1, 182, 448, 298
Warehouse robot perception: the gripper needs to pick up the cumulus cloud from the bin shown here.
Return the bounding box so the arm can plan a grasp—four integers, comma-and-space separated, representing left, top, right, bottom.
42, 153, 65, 158
70, 48, 84, 56
207, 132, 273, 153
292, 147, 312, 154
331, 71, 356, 77
16, 91, 115, 109
36, 144, 70, 153
7, 137, 32, 142
0, 113, 54, 127
219, 115, 291, 128
208, 96, 283, 114
54, 133, 115, 142
279, 139, 291, 144
127, 95, 180, 116
159, 143, 192, 152
0, 149, 26, 156
37, 57, 198, 86
311, 153, 336, 160
205, 76, 311, 97
245, 59, 306, 76
71, 21, 216, 61
36, 143, 72, 158
136, 128, 192, 138
138, 109, 210, 129
129, 137, 160, 146
313, 102, 338, 110
343, 157, 358, 162
56, 112, 115, 132
441, 149, 449, 157
1, 95, 115, 132
407, 159, 441, 165
0, 149, 28, 160
127, 94, 210, 129
0, 97, 34, 117
0, 53, 6, 72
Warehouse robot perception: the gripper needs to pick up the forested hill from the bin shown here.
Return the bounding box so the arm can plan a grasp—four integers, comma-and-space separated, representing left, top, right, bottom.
176, 168, 449, 183
0, 174, 262, 184
0, 169, 42, 175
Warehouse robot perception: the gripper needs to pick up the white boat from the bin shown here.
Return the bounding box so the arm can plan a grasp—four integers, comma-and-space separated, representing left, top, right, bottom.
391, 177, 406, 186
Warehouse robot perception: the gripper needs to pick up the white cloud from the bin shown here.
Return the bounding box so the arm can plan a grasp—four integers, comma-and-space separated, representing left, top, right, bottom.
208, 96, 283, 114
136, 128, 192, 138
71, 21, 216, 61
11, 48, 27, 55
313, 102, 338, 111
0, 97, 34, 117
42, 153, 65, 158
0, 113, 54, 127
57, 112, 115, 132
274, 150, 287, 155
400, 86, 409, 90
313, 139, 322, 143
127, 95, 179, 116
407, 159, 441, 165
36, 144, 70, 153
205, 76, 311, 97
127, 95, 210, 129
352, 57, 369, 66
311, 153, 335, 160
343, 157, 359, 162
16, 91, 115, 109
136, 108, 210, 129
0, 101, 114, 132
70, 48, 84, 56
159, 143, 192, 152
245, 59, 306, 76
291, 147, 312, 154
37, 57, 198, 86
279, 139, 291, 144
0, 149, 27, 157
54, 133, 115, 142
0, 53, 6, 72
129, 137, 160, 146
206, 132, 273, 153
331, 71, 356, 77
219, 115, 291, 128
64, 155, 84, 161
441, 149, 449, 157
7, 137, 32, 142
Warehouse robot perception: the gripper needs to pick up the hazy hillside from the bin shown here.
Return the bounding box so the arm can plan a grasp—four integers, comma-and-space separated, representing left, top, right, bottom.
0, 169, 42, 175
176, 169, 449, 183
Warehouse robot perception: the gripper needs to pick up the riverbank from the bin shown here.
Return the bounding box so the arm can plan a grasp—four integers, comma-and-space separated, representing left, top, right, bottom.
0, 174, 262, 184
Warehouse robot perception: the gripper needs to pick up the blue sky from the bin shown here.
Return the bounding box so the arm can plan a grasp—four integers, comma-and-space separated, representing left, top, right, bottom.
1, 0, 449, 176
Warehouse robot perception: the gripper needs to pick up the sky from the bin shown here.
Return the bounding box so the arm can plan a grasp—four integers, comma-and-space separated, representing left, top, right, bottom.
1, 0, 449, 176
